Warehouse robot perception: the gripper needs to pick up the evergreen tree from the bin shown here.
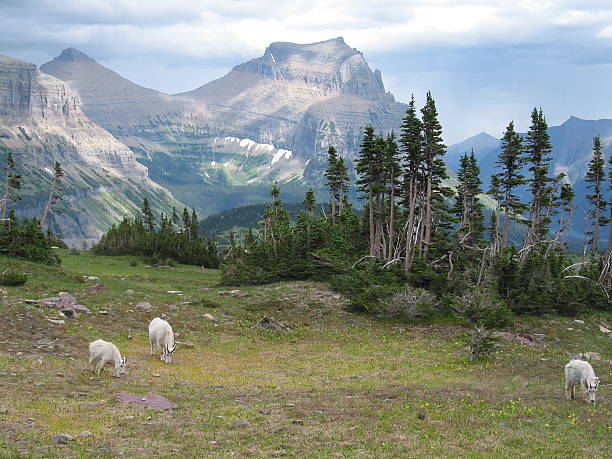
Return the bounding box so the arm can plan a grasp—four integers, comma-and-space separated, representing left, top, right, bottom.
171, 207, 179, 228
190, 208, 199, 239
384, 131, 401, 261
492, 121, 527, 248
420, 91, 453, 258
303, 188, 316, 214
182, 207, 191, 240
356, 125, 383, 257
453, 151, 484, 245
585, 136, 606, 253
141, 198, 155, 231
324, 146, 340, 225
399, 94, 424, 271
522, 108, 554, 261
487, 174, 504, 255
40, 161, 64, 230
0, 151, 22, 218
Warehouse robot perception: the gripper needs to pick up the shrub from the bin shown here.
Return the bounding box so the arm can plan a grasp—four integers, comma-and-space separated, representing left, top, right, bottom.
377, 287, 436, 319
454, 287, 512, 328
465, 326, 499, 361
129, 260, 138, 266
0, 269, 27, 286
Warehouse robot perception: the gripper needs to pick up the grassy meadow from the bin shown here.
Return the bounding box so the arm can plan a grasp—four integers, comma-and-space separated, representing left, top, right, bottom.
0, 250, 609, 457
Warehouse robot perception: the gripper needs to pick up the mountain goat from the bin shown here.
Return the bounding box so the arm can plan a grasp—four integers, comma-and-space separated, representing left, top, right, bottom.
149, 317, 176, 364
88, 339, 126, 377
565, 359, 600, 403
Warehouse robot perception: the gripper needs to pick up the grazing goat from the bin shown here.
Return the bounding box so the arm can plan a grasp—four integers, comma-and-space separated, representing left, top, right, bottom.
565, 359, 600, 403
88, 339, 126, 377
149, 317, 176, 364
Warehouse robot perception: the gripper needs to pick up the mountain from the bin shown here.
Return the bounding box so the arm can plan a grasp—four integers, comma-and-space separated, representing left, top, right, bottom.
0, 54, 178, 246
445, 132, 499, 170
449, 116, 612, 242
41, 38, 408, 216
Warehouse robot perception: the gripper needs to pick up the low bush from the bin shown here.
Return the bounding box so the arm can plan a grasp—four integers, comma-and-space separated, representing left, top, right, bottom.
0, 269, 27, 286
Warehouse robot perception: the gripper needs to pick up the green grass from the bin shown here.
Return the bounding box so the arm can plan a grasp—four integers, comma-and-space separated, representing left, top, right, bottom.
0, 251, 609, 457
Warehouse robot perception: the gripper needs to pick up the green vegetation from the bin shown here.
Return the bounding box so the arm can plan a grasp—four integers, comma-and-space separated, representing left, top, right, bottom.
94, 202, 219, 268
222, 98, 611, 321
0, 251, 609, 456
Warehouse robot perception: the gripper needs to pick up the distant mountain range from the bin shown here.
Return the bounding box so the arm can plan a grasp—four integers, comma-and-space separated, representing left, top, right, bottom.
0, 38, 609, 244
446, 116, 612, 242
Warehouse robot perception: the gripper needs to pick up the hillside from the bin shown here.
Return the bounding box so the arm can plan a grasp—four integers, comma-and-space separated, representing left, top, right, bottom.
0, 251, 609, 456
0, 54, 178, 245
40, 39, 408, 217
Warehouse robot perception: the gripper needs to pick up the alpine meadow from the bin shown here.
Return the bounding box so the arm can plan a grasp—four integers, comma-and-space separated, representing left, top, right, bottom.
0, 1, 610, 457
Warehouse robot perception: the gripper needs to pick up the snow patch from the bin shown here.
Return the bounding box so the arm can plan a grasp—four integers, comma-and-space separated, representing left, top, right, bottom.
271, 149, 293, 165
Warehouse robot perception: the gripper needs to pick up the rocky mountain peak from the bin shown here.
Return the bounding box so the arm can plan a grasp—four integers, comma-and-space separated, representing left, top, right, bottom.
56, 47, 94, 62
234, 37, 386, 99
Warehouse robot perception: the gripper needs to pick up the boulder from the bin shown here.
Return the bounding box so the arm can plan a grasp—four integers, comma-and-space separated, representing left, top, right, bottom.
231, 419, 251, 428
492, 332, 539, 347
254, 317, 291, 332
86, 282, 108, 292
52, 433, 74, 445
58, 292, 78, 304
136, 302, 152, 310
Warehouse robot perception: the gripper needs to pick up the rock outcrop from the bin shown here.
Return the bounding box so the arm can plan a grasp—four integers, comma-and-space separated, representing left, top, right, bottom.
0, 54, 178, 244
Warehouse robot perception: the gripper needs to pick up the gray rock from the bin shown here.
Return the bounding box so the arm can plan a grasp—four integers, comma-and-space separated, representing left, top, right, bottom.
58, 292, 77, 304
52, 433, 74, 444
77, 431, 93, 438
136, 302, 152, 310
230, 419, 251, 428
203, 313, 216, 321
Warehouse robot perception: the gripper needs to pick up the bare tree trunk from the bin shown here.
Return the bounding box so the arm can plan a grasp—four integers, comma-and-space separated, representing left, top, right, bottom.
40, 179, 58, 230
423, 173, 433, 257
368, 190, 375, 256
592, 195, 601, 253
330, 188, 336, 226
388, 184, 395, 261
404, 180, 417, 273
502, 189, 511, 249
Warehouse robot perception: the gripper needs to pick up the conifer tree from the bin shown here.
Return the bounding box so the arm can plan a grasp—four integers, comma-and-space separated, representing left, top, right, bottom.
400, 95, 424, 271
453, 151, 484, 245
585, 136, 606, 253
303, 188, 316, 214
522, 108, 554, 261
190, 208, 199, 239
384, 131, 401, 261
420, 91, 452, 258
182, 207, 191, 239
492, 121, 527, 248
171, 207, 179, 228
356, 125, 382, 256
324, 146, 339, 225
0, 151, 22, 219
141, 198, 155, 231
40, 161, 64, 230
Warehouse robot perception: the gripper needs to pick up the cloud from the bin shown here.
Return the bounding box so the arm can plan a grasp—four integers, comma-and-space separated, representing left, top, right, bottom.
0, 0, 610, 142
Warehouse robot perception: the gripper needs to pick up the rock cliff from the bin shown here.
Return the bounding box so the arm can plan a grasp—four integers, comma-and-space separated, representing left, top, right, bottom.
0, 54, 178, 245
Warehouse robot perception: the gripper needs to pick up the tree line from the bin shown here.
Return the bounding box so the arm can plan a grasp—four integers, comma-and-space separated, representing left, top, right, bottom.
222, 93, 610, 318
94, 198, 220, 268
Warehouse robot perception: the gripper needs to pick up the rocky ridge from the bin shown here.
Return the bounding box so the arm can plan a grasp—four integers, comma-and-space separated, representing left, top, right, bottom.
0, 54, 178, 244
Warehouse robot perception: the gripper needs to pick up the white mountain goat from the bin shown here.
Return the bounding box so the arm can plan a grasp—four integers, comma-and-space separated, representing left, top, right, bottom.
565, 359, 600, 403
149, 317, 176, 364
88, 339, 126, 377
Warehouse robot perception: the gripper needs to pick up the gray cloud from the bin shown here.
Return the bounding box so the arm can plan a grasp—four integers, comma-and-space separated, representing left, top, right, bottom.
1, 0, 610, 142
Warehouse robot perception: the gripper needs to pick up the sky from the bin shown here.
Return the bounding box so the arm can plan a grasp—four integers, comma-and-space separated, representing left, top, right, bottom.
1, 0, 611, 143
